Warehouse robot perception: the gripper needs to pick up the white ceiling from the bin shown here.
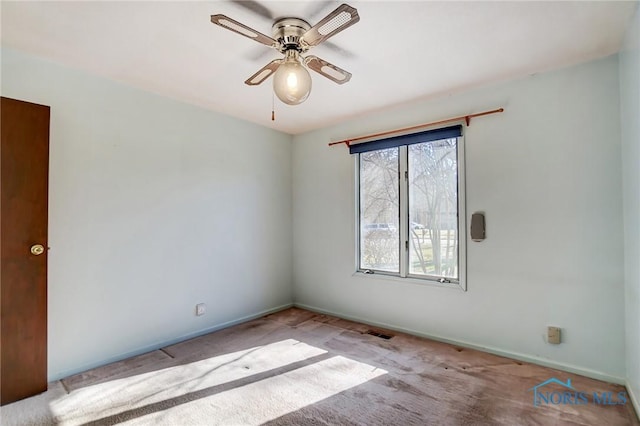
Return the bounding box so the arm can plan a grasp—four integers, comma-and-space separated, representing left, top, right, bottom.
1, 1, 636, 134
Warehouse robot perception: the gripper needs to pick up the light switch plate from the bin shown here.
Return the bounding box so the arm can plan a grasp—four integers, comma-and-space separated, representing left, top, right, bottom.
548, 326, 561, 344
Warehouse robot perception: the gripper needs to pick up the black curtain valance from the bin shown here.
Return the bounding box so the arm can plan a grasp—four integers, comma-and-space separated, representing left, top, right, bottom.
349, 125, 462, 154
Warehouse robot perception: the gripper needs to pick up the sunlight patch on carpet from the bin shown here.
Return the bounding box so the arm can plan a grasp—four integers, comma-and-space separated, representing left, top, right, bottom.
125, 355, 387, 425
49, 339, 331, 425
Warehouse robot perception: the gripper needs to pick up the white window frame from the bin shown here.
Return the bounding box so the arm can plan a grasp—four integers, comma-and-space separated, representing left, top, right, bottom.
354, 132, 466, 291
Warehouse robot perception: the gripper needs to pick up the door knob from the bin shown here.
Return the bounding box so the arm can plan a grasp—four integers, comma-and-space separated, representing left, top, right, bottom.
30, 244, 45, 256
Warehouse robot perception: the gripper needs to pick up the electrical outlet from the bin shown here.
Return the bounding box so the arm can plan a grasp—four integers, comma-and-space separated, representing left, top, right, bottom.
548, 326, 561, 344
195, 303, 206, 316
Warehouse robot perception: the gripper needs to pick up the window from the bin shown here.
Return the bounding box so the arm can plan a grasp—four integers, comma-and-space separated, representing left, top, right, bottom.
353, 125, 466, 289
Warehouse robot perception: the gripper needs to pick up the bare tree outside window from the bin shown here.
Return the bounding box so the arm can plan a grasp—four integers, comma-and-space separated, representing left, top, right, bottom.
408, 139, 458, 279
359, 148, 399, 272
356, 127, 463, 286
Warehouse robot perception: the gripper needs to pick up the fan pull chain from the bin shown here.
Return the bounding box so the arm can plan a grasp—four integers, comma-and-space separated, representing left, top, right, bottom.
271, 92, 275, 121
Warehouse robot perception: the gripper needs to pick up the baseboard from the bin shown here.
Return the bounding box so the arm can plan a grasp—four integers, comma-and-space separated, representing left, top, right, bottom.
294, 302, 626, 386
627, 380, 640, 421
49, 303, 293, 381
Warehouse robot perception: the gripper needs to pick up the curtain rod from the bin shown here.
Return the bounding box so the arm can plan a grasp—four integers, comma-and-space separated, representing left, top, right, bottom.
328, 107, 504, 147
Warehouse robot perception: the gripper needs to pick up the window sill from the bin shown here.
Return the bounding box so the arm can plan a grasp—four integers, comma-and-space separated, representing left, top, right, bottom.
352, 271, 466, 291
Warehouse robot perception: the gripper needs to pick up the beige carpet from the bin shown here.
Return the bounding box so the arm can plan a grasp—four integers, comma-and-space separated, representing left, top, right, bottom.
1, 308, 638, 425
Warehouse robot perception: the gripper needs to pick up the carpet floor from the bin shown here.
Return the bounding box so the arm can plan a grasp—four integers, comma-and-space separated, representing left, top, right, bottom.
1, 307, 638, 425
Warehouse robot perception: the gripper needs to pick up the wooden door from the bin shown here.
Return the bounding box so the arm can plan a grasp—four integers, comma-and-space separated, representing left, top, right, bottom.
1, 97, 50, 405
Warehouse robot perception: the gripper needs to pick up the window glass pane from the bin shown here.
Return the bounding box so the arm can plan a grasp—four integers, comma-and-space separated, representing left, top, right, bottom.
359, 148, 399, 273
408, 139, 458, 279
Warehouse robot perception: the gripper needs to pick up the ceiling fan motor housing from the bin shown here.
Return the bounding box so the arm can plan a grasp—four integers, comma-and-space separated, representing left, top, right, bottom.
272, 18, 311, 52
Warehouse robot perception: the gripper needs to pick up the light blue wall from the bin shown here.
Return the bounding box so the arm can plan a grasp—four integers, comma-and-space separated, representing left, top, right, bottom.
1, 48, 294, 380
620, 2, 640, 415
292, 55, 626, 382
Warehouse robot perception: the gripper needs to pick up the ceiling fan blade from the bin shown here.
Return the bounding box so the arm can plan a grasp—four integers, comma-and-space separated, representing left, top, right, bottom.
322, 40, 356, 59
301, 4, 360, 47
303, 1, 336, 21
230, 0, 274, 21
211, 14, 277, 48
245, 59, 282, 86
304, 55, 352, 84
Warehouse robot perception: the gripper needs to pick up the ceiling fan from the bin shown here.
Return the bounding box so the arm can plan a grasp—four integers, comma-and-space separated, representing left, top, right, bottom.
211, 3, 360, 105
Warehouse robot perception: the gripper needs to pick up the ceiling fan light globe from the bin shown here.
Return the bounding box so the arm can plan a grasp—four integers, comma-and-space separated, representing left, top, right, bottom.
273, 60, 312, 105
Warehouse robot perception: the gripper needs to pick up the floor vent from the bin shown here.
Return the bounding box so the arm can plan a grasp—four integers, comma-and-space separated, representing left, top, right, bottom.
366, 330, 393, 340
